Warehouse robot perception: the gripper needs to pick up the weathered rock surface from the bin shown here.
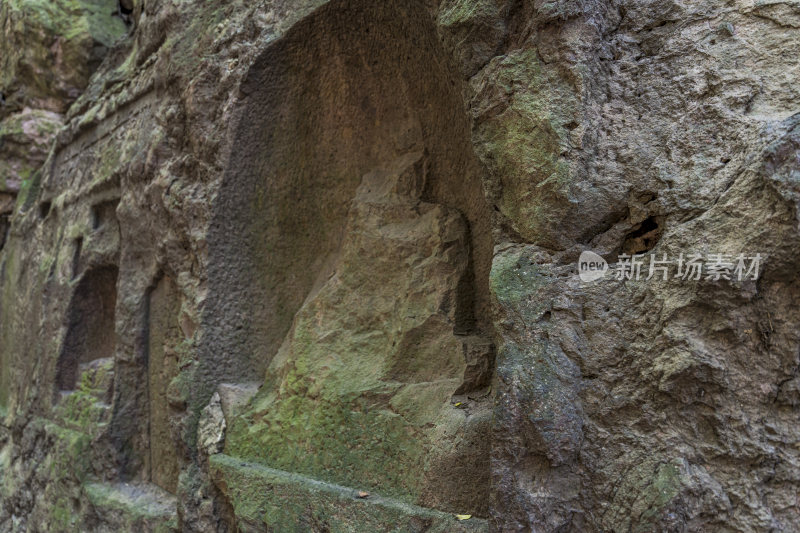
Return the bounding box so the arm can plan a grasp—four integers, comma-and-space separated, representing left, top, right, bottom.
225, 151, 492, 517
0, 0, 799, 531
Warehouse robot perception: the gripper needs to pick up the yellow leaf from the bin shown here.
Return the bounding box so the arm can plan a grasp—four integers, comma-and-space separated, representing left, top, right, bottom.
454, 402, 462, 407
455, 514, 472, 520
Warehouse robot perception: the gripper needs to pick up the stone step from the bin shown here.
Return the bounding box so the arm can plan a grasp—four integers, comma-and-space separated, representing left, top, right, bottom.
84, 482, 178, 532
210, 454, 489, 533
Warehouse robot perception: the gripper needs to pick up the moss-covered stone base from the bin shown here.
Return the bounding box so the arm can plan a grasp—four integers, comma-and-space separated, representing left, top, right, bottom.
210, 454, 488, 533
84, 482, 178, 533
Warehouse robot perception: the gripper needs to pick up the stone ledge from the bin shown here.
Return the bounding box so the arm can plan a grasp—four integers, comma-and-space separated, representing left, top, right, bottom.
84, 482, 178, 532
210, 454, 489, 533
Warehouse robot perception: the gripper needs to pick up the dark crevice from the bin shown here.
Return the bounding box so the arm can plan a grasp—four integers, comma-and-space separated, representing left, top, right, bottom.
0, 215, 9, 251
621, 215, 663, 254
39, 201, 51, 220
71, 237, 83, 280
454, 221, 478, 336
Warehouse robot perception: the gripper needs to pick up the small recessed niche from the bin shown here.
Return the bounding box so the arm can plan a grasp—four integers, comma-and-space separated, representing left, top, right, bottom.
91, 200, 119, 230
56, 265, 119, 393
39, 201, 51, 219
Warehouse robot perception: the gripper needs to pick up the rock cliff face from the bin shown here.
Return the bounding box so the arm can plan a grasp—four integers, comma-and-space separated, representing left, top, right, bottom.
1, 0, 799, 531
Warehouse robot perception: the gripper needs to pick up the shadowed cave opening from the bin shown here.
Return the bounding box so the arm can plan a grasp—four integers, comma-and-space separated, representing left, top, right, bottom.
202, 0, 494, 517
55, 265, 119, 393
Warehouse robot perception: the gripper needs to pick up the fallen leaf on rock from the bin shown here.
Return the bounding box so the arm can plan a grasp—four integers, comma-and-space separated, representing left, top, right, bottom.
455, 514, 472, 520
357, 491, 369, 498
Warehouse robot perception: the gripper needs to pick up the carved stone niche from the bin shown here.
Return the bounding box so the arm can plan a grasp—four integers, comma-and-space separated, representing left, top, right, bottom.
55, 265, 119, 395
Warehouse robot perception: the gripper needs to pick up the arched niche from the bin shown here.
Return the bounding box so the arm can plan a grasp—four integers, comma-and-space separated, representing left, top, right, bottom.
202, 0, 492, 385
56, 265, 119, 393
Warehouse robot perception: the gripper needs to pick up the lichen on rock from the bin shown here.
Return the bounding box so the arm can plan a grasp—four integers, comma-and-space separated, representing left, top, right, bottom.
1, 0, 800, 531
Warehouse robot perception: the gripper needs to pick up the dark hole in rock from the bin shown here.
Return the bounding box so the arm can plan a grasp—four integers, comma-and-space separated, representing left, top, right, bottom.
39, 201, 51, 219
56, 265, 119, 392
622, 216, 663, 254
0, 215, 8, 251
119, 0, 133, 15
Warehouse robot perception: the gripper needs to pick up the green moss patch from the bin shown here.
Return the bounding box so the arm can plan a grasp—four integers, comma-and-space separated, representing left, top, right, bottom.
473, 49, 579, 245
211, 454, 488, 533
